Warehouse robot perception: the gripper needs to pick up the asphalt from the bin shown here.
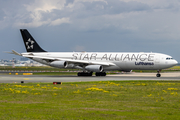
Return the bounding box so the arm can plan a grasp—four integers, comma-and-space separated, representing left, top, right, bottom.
0, 72, 180, 83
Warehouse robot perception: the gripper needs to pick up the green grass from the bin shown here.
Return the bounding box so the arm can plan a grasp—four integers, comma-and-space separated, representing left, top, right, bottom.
0, 81, 180, 119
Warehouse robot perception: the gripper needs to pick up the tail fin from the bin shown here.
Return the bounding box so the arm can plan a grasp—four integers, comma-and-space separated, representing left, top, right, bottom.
20, 29, 46, 52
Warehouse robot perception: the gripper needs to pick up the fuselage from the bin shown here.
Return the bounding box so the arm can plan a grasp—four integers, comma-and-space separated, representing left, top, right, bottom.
22, 52, 178, 71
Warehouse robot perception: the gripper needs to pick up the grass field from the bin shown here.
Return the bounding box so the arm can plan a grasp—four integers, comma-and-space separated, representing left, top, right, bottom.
0, 81, 180, 119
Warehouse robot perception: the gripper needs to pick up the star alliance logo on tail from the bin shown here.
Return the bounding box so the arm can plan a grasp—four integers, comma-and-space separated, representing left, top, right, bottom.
26, 38, 34, 49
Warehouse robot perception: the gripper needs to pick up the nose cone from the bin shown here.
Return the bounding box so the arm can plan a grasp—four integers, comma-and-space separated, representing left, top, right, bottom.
165, 59, 178, 68
174, 60, 178, 65
170, 59, 178, 66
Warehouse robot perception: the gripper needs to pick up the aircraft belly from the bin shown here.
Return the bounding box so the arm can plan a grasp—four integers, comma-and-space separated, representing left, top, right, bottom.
116, 61, 155, 70
103, 65, 120, 71
32, 58, 49, 65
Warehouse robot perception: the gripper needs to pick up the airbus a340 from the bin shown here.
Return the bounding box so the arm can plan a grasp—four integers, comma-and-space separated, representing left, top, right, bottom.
10, 29, 178, 77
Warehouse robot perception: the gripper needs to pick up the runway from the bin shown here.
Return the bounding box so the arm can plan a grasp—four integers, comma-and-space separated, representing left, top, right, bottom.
0, 72, 180, 83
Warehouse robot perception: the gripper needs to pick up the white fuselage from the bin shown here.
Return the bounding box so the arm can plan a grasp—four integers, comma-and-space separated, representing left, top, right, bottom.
22, 52, 178, 71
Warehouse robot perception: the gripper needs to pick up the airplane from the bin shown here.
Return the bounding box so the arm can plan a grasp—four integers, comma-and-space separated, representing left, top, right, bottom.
10, 29, 178, 77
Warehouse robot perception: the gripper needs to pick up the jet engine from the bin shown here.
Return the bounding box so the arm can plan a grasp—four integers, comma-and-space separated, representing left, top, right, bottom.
50, 61, 67, 68
85, 65, 103, 72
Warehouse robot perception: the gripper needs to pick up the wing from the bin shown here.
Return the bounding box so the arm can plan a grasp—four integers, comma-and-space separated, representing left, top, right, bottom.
22, 54, 115, 66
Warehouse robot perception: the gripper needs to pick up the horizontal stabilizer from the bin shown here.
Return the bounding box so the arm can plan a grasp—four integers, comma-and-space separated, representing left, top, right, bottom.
12, 50, 22, 56
4, 50, 22, 56
4, 51, 14, 54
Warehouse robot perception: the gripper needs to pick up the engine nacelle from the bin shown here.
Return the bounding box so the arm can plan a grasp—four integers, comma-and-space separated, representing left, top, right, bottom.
85, 65, 103, 72
50, 61, 67, 68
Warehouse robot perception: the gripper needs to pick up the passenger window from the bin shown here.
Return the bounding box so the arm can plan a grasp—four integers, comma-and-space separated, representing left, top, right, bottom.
166, 58, 172, 60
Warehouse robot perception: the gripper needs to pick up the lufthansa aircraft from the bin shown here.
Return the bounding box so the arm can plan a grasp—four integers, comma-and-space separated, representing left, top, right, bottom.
11, 29, 178, 77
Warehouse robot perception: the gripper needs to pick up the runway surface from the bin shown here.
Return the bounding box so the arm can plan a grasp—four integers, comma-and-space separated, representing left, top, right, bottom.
0, 72, 180, 83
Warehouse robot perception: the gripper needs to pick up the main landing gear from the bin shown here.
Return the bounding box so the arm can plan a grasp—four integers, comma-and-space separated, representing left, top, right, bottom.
156, 70, 161, 77
77, 72, 107, 76
95, 72, 106, 76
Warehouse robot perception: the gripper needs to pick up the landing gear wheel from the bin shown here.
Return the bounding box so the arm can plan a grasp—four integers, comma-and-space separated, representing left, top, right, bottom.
95, 72, 100, 76
95, 72, 106, 76
156, 73, 161, 77
156, 70, 161, 77
77, 72, 81, 76
102, 72, 106, 76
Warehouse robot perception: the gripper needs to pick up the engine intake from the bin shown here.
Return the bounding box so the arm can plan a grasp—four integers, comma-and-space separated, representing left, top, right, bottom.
85, 65, 103, 72
50, 61, 67, 68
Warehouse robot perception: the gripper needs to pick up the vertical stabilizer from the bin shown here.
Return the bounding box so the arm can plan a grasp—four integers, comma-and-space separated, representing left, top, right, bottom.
20, 29, 46, 52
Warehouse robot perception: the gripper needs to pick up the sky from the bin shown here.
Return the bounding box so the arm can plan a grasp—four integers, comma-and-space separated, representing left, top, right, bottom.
1, 0, 180, 62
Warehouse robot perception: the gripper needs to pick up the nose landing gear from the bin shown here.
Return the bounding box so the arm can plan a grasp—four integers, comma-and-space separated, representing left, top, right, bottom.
156, 70, 161, 77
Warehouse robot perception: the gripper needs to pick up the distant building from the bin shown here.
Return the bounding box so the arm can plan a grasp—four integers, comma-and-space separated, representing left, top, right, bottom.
0, 58, 46, 66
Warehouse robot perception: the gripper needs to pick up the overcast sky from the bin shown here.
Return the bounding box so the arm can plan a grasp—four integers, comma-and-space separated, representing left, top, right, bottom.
1, 0, 180, 62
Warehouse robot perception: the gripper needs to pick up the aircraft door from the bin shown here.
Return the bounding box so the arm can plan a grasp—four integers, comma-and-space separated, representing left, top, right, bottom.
155, 55, 160, 63
154, 55, 160, 68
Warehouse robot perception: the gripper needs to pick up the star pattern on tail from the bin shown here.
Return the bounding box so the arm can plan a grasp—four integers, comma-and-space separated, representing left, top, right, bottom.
26, 38, 34, 49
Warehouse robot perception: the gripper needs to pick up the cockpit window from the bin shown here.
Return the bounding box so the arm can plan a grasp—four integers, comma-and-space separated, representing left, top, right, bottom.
166, 57, 174, 60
